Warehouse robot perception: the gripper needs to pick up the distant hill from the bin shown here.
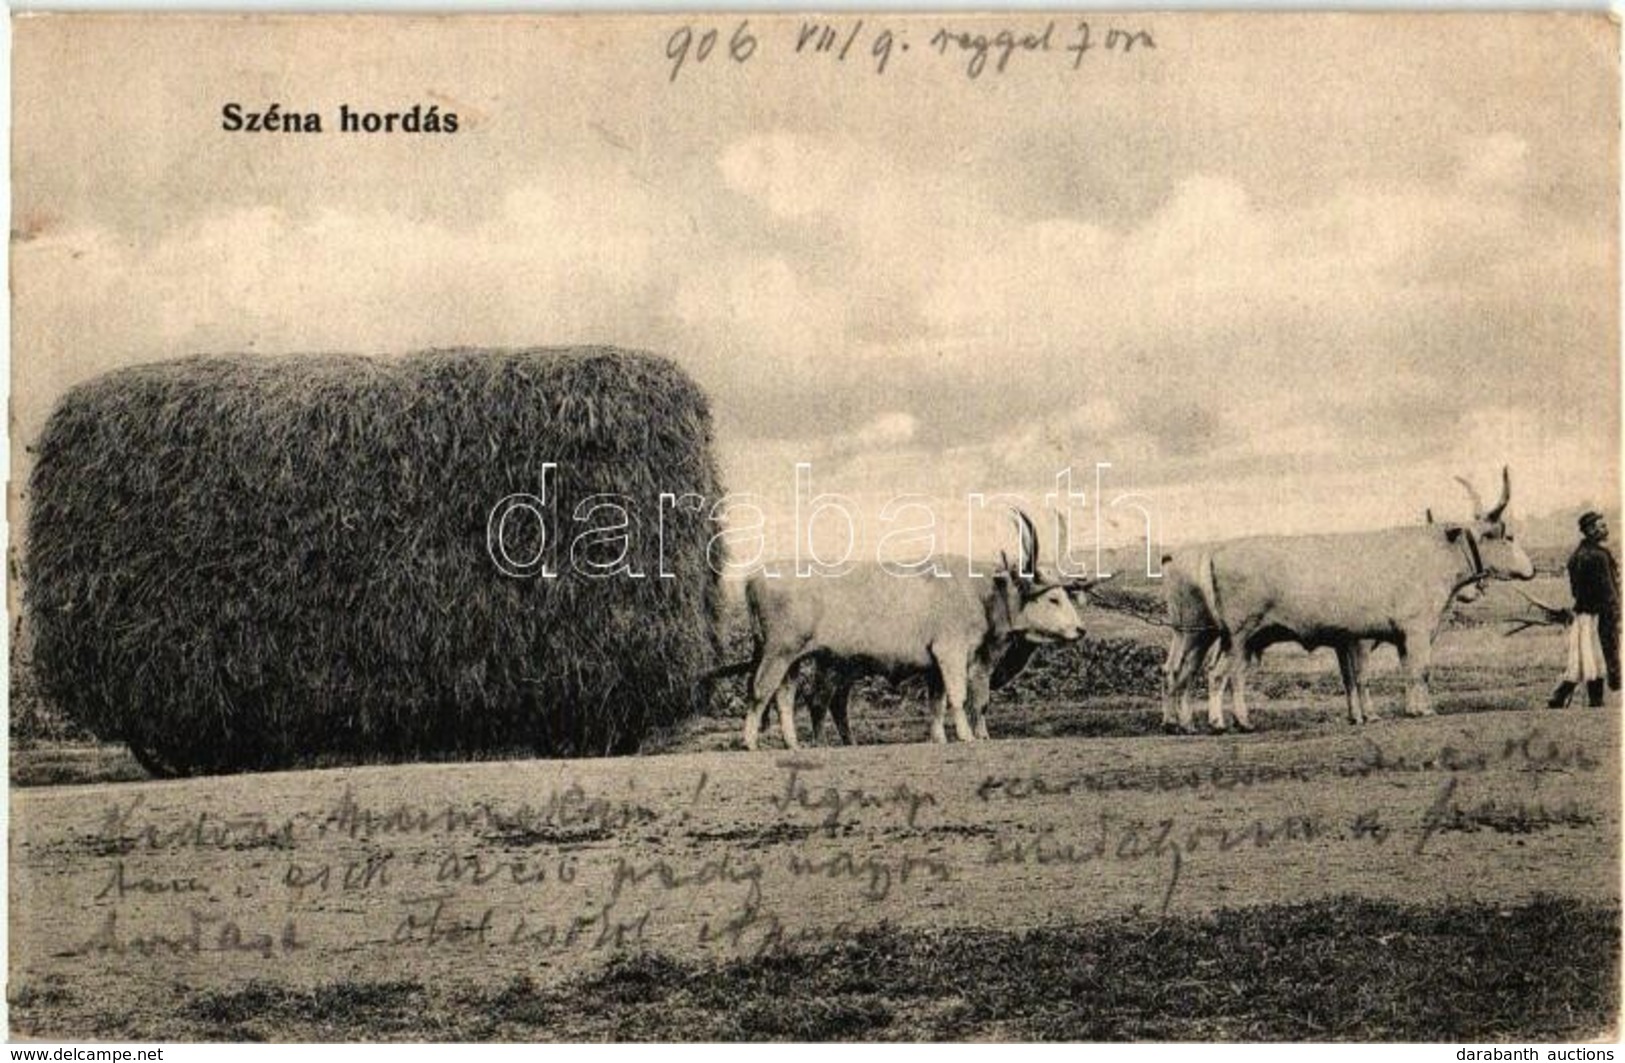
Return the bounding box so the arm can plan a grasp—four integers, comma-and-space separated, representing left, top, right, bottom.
1513, 505, 1621, 551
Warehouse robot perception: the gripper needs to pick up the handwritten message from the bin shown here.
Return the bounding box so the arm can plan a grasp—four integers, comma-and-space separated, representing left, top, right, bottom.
663, 18, 1156, 82
10, 715, 1616, 994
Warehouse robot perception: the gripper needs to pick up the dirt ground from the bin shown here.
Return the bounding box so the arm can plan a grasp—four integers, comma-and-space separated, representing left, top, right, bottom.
9, 701, 1619, 1040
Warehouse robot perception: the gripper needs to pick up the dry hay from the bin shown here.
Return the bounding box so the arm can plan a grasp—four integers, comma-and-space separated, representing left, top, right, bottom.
25, 347, 724, 774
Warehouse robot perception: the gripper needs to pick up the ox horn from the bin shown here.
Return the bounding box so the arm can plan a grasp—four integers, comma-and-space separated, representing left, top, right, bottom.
1053, 509, 1094, 590
1484, 466, 1511, 524
1453, 475, 1485, 520
1425, 508, 1435, 525
1008, 508, 1039, 579
1055, 508, 1075, 576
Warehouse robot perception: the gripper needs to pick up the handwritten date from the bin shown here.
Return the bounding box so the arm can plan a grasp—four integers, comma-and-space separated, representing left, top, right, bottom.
664, 19, 1155, 82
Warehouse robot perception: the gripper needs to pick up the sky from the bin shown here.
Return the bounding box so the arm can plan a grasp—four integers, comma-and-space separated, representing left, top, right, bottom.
9, 13, 1620, 561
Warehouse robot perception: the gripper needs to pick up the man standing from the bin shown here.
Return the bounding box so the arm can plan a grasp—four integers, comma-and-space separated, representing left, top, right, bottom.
1550, 511, 1620, 707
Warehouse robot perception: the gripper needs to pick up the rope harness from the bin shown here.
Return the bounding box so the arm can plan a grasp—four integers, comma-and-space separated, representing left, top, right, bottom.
1448, 526, 1490, 600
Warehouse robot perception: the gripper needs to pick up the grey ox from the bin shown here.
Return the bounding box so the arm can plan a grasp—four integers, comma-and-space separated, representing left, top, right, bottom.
796, 629, 1051, 748
1162, 468, 1534, 732
739, 511, 1086, 750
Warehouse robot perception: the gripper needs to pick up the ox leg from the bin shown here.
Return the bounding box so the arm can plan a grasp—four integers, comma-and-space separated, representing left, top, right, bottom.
933, 648, 975, 742
775, 681, 800, 750
745, 654, 796, 751
807, 691, 826, 745
1231, 649, 1260, 732
924, 672, 949, 744
1352, 642, 1374, 723
969, 664, 993, 741
1336, 645, 1363, 725
1225, 633, 1256, 732
830, 677, 856, 746
1205, 642, 1230, 732
1161, 633, 1187, 729
810, 666, 856, 747
1164, 630, 1217, 734
1339, 642, 1374, 724
805, 663, 830, 745
1400, 629, 1435, 716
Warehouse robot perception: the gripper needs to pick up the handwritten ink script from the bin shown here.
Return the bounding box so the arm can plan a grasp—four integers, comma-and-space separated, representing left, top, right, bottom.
9, 717, 1615, 991
664, 19, 1156, 82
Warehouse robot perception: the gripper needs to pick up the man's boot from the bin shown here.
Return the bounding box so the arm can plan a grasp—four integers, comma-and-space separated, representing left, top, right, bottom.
1548, 681, 1577, 708
1586, 680, 1606, 707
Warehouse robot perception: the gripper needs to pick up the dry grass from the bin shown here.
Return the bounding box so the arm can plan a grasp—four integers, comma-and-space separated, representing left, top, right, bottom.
16, 896, 1611, 1042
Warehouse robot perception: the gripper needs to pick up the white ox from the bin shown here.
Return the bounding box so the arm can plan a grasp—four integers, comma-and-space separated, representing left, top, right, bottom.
739, 511, 1085, 750
1162, 552, 1375, 733
1162, 469, 1534, 732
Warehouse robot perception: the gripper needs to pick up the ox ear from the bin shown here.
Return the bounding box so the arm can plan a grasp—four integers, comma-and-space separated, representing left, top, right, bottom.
1443, 526, 1465, 543
1484, 466, 1511, 524
992, 552, 1026, 609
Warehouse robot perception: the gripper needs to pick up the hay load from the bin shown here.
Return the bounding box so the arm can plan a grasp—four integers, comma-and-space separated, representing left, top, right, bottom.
25, 347, 725, 775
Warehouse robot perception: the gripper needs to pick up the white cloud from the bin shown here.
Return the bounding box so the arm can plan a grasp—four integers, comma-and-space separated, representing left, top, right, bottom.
1461, 132, 1530, 189
717, 133, 848, 220
844, 411, 918, 450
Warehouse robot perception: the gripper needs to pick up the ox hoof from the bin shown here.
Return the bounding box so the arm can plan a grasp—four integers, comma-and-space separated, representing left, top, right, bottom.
1233, 721, 1256, 734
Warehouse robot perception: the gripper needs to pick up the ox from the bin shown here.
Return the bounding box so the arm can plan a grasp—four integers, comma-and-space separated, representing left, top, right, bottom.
1162, 469, 1533, 732
1183, 508, 1476, 732
796, 636, 1048, 747
1162, 551, 1372, 733
738, 512, 1085, 750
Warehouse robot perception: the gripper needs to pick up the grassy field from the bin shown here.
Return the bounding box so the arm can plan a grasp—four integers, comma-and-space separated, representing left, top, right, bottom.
13, 897, 1615, 1042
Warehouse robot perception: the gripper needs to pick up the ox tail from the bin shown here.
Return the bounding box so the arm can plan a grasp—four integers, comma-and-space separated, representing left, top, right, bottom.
744, 575, 766, 648
697, 576, 769, 701
1193, 550, 1223, 631
700, 659, 756, 684
693, 657, 754, 715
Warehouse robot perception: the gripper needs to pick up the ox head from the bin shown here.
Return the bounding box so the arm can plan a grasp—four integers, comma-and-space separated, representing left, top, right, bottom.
1444, 467, 1535, 582
998, 509, 1086, 644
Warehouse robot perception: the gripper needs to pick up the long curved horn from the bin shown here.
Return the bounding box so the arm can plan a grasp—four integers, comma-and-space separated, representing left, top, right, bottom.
1425, 508, 1435, 525
1484, 466, 1511, 523
1055, 508, 1075, 575
1008, 508, 1039, 578
1454, 476, 1485, 520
